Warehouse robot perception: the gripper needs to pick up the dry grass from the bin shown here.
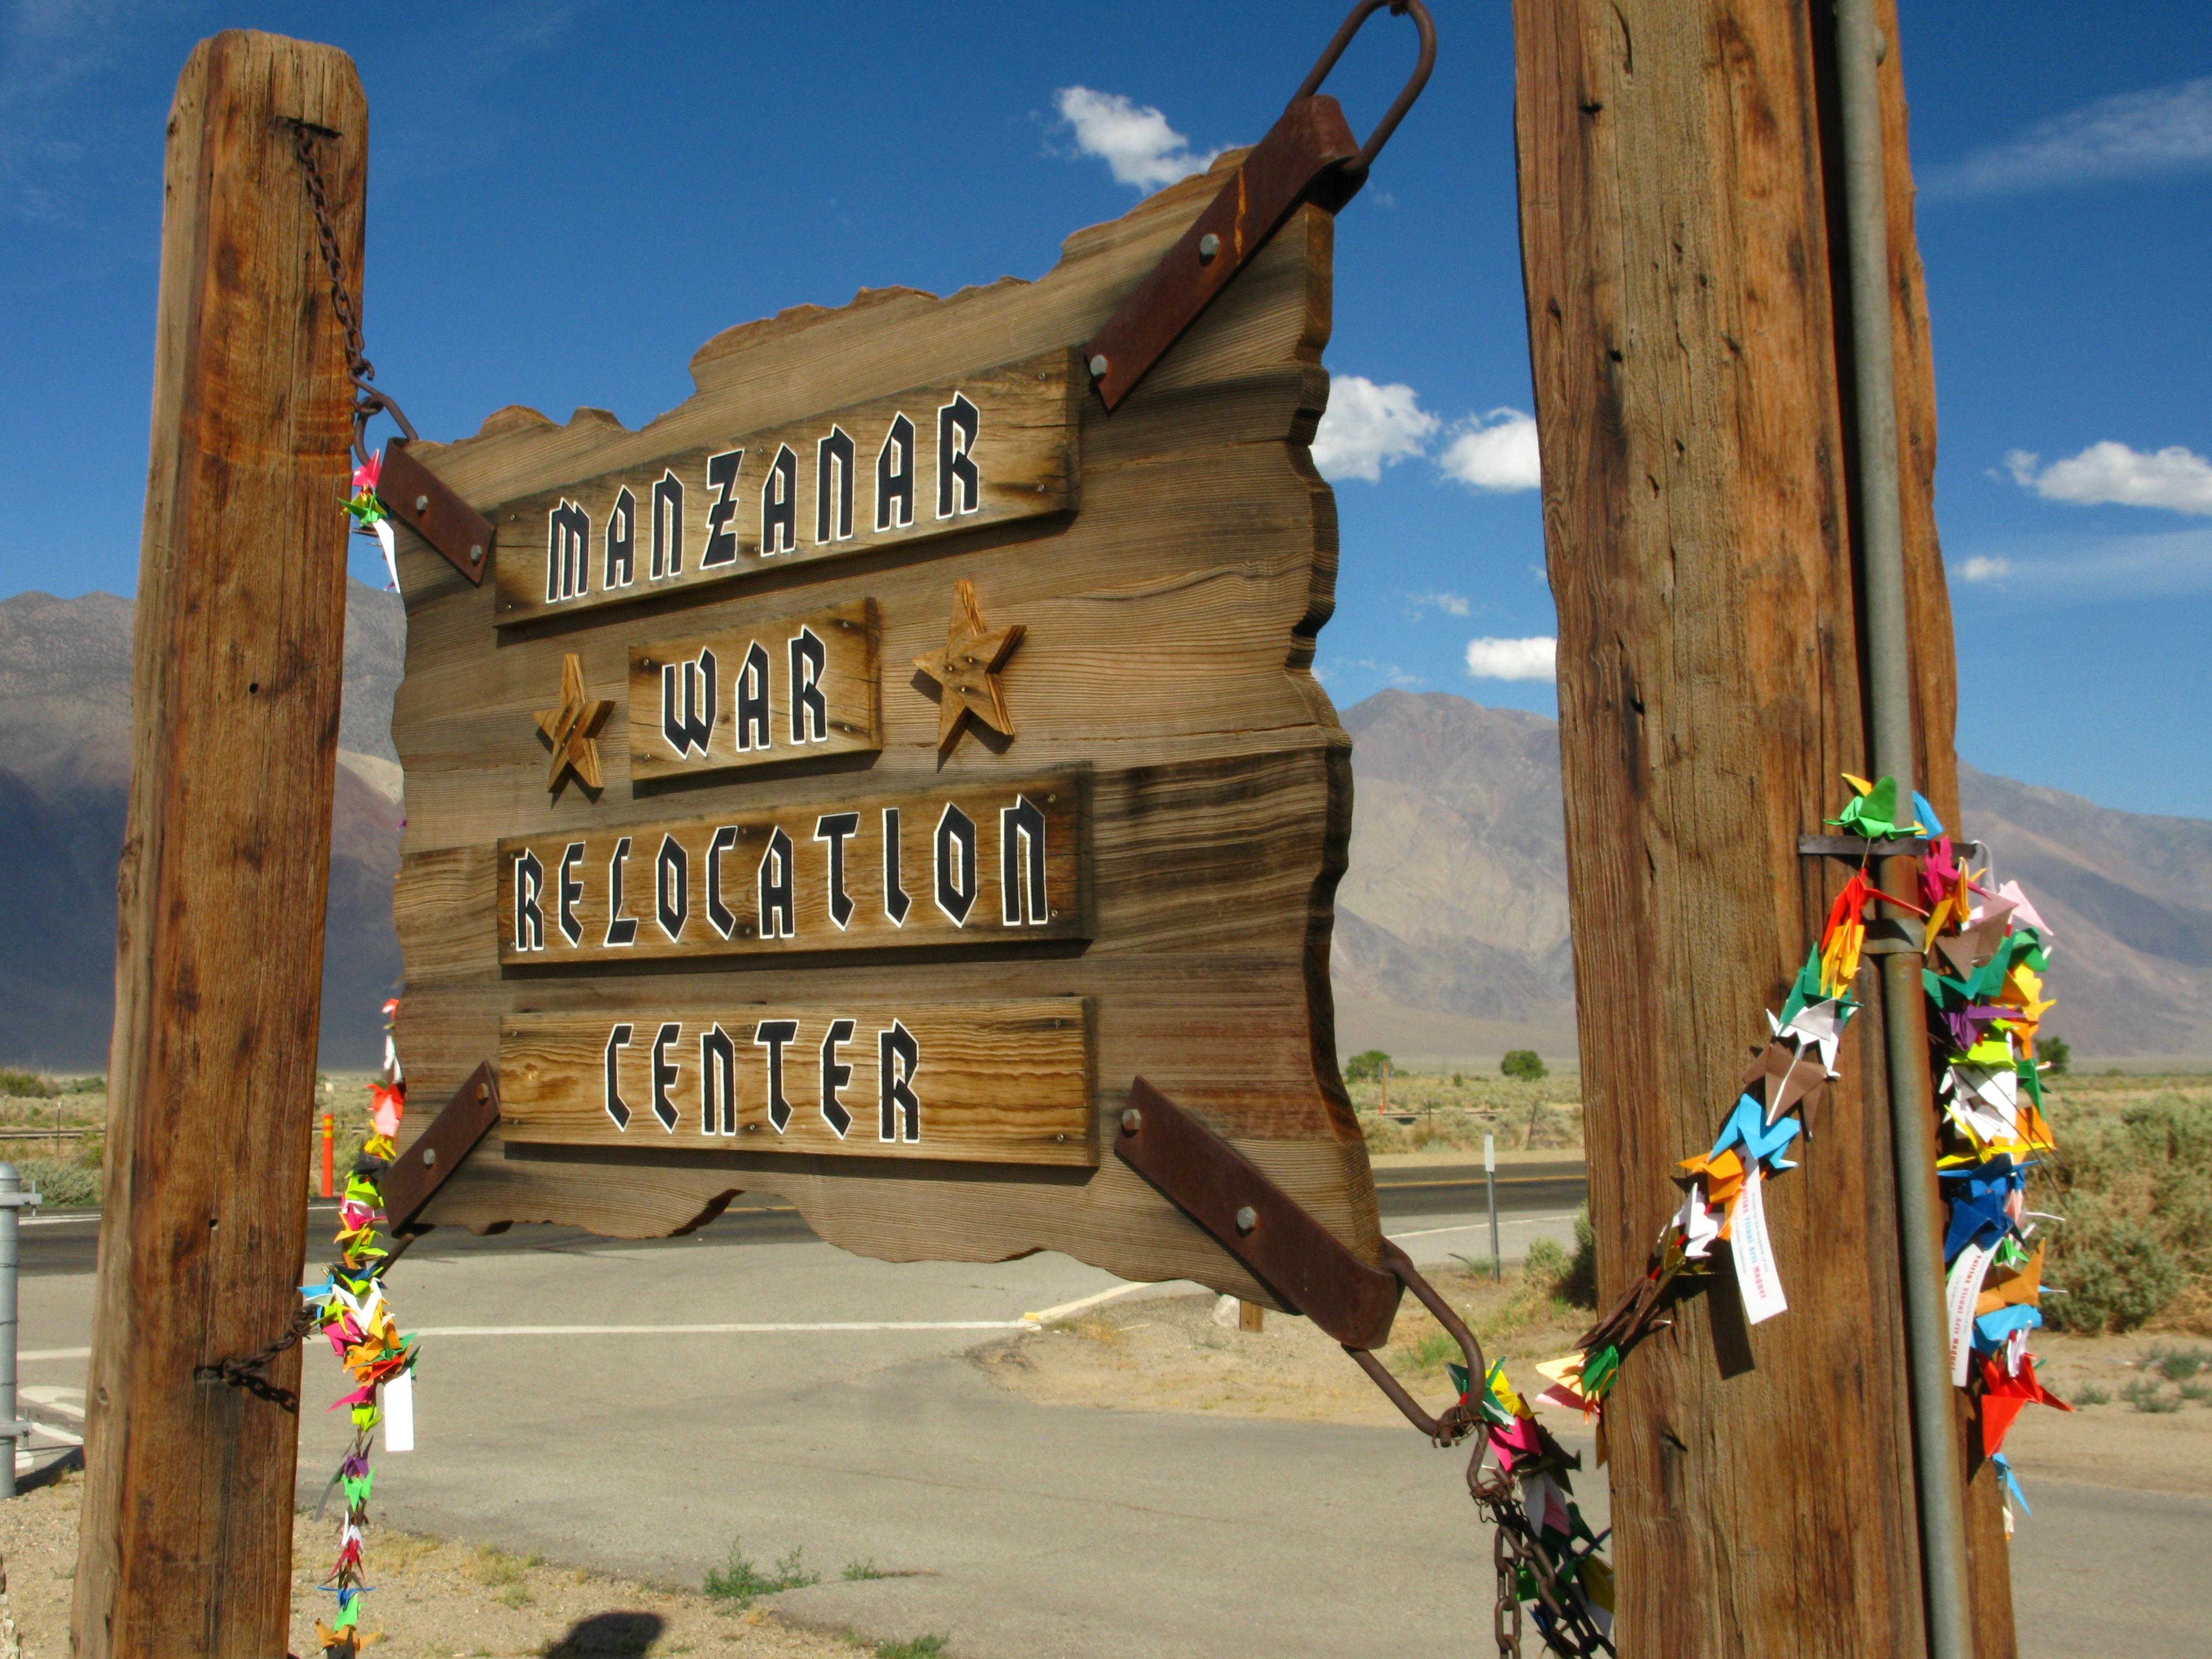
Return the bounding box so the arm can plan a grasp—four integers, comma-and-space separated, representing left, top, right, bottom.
1350, 1071, 1585, 1156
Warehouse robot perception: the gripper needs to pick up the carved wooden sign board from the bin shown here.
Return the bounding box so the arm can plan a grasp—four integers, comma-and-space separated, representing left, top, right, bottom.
390, 156, 1380, 1300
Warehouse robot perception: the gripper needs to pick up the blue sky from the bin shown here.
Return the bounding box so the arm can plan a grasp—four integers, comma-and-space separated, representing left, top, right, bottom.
3, 2, 2209, 816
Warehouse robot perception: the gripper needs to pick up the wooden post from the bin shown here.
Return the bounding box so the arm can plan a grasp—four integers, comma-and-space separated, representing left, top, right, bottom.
73, 32, 364, 1659
1512, 2, 2011, 1653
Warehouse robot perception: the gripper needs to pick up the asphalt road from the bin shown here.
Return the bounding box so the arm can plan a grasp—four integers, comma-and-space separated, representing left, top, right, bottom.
12, 1160, 1590, 1276
7, 1162, 2200, 1658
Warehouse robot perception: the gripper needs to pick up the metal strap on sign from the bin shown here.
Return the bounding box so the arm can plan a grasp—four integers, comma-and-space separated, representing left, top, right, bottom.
1113, 1077, 1612, 1656
1083, 0, 1436, 411
287, 122, 495, 585
1114, 1077, 1402, 1348
380, 1062, 503, 1236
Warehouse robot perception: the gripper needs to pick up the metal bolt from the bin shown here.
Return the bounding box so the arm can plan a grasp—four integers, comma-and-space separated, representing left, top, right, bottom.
422, 1146, 436, 1167
1120, 1108, 1142, 1134
1235, 1205, 1258, 1234
414, 494, 430, 513
1088, 354, 1109, 379
469, 544, 484, 564
1198, 233, 1220, 262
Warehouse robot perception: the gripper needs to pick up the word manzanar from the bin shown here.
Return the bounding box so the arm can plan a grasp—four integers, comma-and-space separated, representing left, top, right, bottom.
498, 1001, 1095, 1166
491, 350, 1079, 627
498, 773, 1090, 964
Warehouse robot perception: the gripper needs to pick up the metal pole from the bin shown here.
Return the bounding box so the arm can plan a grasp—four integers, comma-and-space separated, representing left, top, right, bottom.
0, 1162, 27, 1498
1833, 6, 1974, 1655
1484, 1132, 1501, 1281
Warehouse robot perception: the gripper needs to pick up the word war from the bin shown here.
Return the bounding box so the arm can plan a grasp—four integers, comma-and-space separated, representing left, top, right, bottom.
495, 349, 1080, 627
500, 773, 1089, 964
499, 1001, 1095, 1165
629, 599, 881, 782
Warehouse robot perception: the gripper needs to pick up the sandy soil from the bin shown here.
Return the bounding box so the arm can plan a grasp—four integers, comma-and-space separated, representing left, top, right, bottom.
973, 1266, 1592, 1430
975, 1279, 2212, 1497
0, 1473, 899, 1659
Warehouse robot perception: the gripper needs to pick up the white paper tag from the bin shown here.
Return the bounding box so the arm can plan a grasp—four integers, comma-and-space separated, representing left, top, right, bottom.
383, 1369, 415, 1453
1730, 1166, 1789, 1325
1945, 1243, 1997, 1386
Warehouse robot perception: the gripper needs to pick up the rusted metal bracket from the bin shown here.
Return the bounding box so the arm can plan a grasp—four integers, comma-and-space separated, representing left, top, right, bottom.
1114, 1077, 1402, 1349
1083, 0, 1434, 411
379, 436, 494, 586
380, 1061, 500, 1234
1115, 1077, 1485, 1439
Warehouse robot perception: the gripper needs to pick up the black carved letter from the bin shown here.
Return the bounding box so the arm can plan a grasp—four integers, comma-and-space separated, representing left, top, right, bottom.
879, 1020, 920, 1143
819, 1018, 855, 1138
937, 393, 979, 518
935, 803, 977, 925
513, 849, 545, 951
789, 627, 827, 743
759, 826, 795, 939
877, 413, 915, 530
760, 444, 797, 555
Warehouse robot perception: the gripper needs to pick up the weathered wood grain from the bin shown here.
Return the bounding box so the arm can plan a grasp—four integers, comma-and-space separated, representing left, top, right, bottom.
500, 1000, 1094, 1166
390, 161, 1377, 1305
494, 770, 1089, 964
72, 31, 363, 1659
627, 599, 880, 783
492, 349, 1081, 627
1514, 1, 1999, 1653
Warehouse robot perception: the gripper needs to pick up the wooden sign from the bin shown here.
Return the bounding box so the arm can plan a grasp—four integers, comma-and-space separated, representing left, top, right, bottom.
495, 772, 1089, 963
493, 350, 1081, 628
500, 1001, 1093, 1166
388, 153, 1378, 1301
627, 600, 881, 782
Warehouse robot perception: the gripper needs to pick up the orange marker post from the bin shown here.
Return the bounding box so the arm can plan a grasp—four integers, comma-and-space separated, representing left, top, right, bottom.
321, 1113, 336, 1200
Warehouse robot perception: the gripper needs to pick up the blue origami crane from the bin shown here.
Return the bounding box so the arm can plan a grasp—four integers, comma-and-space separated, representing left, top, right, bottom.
1709, 1092, 1801, 1172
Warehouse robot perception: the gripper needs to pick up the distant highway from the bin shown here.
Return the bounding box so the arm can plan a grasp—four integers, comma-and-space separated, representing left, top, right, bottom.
15, 1160, 1587, 1276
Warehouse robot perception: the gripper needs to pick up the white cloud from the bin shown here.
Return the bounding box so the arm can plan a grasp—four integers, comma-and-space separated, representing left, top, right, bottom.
2006, 442, 2212, 515
1923, 76, 2212, 198
1406, 591, 1472, 619
1311, 375, 1437, 482
1948, 529, 2212, 601
1464, 637, 1557, 682
1438, 409, 1542, 493
1053, 87, 1221, 191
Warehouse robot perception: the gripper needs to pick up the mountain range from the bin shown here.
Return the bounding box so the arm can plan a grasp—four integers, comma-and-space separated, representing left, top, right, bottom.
0, 582, 405, 1068
0, 592, 2203, 1068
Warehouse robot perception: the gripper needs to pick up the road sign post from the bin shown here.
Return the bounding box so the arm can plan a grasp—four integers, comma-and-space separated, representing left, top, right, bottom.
1485, 1132, 1500, 1282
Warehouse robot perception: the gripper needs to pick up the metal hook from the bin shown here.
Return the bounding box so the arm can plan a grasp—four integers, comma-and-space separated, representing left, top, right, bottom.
1293, 0, 1437, 175
1342, 1239, 1488, 1446
349, 374, 420, 468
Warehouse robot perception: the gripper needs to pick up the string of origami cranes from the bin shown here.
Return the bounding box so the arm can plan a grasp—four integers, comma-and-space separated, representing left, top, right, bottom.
1458, 776, 2072, 1645
302, 999, 419, 1657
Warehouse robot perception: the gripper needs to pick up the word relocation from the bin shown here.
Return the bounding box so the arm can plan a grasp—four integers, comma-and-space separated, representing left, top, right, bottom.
499, 774, 1090, 965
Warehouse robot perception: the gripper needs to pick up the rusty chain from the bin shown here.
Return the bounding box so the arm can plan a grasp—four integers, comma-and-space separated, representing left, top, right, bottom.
286, 121, 418, 467
193, 1301, 321, 1415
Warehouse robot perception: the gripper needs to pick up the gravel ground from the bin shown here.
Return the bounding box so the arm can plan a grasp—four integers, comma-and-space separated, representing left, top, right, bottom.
0, 1472, 937, 1659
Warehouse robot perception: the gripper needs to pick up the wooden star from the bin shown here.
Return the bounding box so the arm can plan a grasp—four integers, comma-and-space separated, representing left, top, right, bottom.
535, 651, 613, 794
912, 578, 1025, 752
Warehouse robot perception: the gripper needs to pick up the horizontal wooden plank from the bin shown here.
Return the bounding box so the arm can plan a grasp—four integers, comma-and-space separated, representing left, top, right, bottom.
499, 999, 1094, 1167
492, 349, 1079, 627
627, 599, 880, 784
495, 770, 1089, 966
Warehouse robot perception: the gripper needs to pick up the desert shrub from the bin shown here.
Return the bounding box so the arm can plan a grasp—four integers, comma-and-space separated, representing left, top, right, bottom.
2039, 1091, 2211, 1333
1525, 1237, 1572, 1292
13, 1157, 101, 1208
1344, 1050, 1391, 1084
0, 1070, 55, 1099
65, 1074, 105, 1094
2121, 1377, 2180, 1413
2040, 1036, 2070, 1077
1501, 1050, 1548, 1082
